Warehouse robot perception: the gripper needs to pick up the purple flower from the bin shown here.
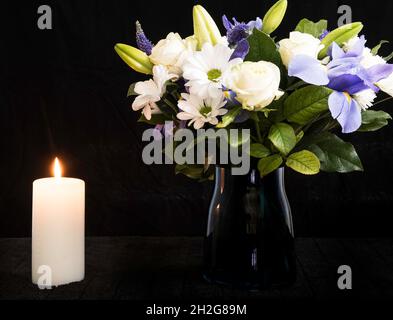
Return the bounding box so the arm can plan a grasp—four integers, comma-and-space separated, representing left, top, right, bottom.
153, 121, 188, 140
222, 87, 238, 104
222, 15, 262, 46
136, 21, 153, 55
230, 39, 250, 60
288, 36, 393, 133
328, 91, 361, 133
319, 30, 329, 40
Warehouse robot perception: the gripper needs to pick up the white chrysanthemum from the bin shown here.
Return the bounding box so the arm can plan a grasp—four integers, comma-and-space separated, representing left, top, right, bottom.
353, 89, 377, 110
361, 48, 386, 69
377, 72, 393, 97
182, 43, 242, 99
177, 93, 227, 129
132, 65, 177, 120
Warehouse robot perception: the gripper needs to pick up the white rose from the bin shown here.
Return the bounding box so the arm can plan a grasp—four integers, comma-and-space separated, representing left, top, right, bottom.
279, 31, 324, 68
149, 33, 196, 75
223, 61, 283, 111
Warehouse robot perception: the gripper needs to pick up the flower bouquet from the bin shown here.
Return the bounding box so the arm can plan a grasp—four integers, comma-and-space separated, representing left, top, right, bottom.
115, 0, 393, 288
115, 0, 393, 179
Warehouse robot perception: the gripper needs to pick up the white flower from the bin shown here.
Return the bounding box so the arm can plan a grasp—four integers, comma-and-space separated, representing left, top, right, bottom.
149, 33, 197, 75
223, 61, 283, 111
377, 72, 393, 97
279, 31, 324, 68
344, 36, 387, 69
360, 48, 386, 69
132, 65, 176, 120
183, 43, 242, 99
353, 89, 377, 110
177, 93, 227, 129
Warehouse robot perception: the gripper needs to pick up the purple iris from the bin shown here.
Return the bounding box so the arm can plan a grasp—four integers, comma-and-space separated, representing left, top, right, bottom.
136, 21, 153, 55
223, 15, 262, 60
288, 36, 393, 133
230, 39, 250, 60
222, 86, 238, 104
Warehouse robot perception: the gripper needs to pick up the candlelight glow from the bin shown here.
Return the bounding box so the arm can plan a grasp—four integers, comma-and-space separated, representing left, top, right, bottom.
54, 157, 62, 178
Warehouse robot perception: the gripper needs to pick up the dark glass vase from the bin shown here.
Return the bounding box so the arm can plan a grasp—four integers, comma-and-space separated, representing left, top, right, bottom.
203, 166, 296, 290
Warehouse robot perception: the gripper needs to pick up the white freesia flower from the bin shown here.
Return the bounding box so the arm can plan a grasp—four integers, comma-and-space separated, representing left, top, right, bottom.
132, 65, 177, 120
149, 33, 197, 75
183, 43, 242, 99
279, 31, 324, 68
223, 61, 283, 111
177, 93, 227, 129
353, 89, 377, 110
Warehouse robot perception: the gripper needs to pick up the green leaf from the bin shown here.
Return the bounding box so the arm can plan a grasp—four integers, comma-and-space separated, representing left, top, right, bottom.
284, 85, 333, 125
358, 110, 392, 132
216, 106, 242, 128
266, 93, 287, 123
245, 29, 282, 67
296, 130, 304, 143
319, 22, 363, 58
249, 143, 271, 158
268, 123, 297, 155
303, 132, 363, 173
127, 83, 138, 97
295, 19, 328, 38
227, 130, 251, 148
258, 154, 283, 177
175, 164, 213, 181
371, 40, 389, 55
138, 113, 170, 125
384, 51, 393, 62
286, 150, 320, 175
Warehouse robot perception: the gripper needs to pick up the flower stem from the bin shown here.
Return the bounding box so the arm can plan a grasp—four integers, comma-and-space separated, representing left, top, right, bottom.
163, 98, 178, 113
373, 96, 393, 107
254, 120, 262, 143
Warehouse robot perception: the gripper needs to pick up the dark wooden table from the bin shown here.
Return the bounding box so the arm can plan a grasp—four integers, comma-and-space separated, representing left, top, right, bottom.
1, 237, 393, 300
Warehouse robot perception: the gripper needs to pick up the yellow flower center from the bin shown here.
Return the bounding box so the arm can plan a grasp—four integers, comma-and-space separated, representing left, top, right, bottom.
207, 69, 222, 82
343, 92, 352, 103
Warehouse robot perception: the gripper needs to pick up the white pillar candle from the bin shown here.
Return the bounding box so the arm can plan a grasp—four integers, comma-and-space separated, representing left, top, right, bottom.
32, 158, 85, 288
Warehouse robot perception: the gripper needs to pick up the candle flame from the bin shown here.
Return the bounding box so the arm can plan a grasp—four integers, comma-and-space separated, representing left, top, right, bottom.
54, 157, 62, 178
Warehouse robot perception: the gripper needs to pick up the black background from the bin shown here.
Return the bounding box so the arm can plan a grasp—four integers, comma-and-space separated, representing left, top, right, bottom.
1, 0, 393, 238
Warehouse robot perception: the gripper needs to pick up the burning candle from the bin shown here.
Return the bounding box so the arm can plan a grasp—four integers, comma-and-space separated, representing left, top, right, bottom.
32, 158, 85, 288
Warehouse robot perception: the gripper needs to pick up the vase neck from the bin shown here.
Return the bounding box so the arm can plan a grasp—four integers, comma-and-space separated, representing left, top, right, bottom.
215, 166, 285, 188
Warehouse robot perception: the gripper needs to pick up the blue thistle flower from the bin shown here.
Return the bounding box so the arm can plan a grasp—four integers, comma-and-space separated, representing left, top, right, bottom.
136, 21, 153, 55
